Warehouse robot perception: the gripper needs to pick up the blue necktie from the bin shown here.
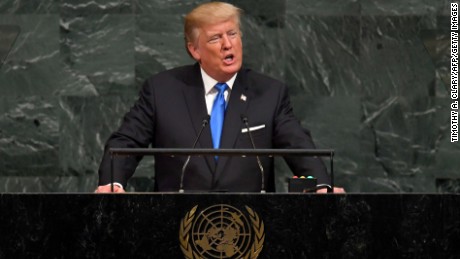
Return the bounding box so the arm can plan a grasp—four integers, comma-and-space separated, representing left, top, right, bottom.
210, 83, 229, 153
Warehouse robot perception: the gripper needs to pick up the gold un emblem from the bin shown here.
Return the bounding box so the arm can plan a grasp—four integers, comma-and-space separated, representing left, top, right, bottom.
179, 204, 265, 259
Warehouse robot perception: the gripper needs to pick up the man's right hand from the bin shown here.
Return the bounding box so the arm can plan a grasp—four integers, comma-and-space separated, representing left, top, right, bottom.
94, 185, 125, 193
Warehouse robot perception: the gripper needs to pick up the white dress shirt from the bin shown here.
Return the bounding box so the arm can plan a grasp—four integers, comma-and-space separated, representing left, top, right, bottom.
201, 67, 237, 115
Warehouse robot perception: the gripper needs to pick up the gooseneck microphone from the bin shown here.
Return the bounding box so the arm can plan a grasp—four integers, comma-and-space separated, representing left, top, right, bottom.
315, 183, 333, 192
241, 115, 266, 194
179, 116, 210, 193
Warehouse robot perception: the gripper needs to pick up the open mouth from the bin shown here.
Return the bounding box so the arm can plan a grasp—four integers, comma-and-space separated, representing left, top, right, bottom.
224, 54, 234, 62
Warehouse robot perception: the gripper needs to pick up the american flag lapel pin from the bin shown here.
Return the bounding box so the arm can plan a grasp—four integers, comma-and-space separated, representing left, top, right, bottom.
240, 94, 247, 102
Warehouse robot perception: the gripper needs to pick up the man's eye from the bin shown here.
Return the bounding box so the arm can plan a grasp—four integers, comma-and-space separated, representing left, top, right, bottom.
229, 31, 238, 37
208, 36, 220, 43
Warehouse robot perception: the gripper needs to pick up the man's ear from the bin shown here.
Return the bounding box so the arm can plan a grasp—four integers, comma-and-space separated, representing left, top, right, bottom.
187, 42, 200, 61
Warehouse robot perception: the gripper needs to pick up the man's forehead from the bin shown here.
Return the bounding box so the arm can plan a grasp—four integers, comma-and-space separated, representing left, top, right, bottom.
200, 21, 239, 33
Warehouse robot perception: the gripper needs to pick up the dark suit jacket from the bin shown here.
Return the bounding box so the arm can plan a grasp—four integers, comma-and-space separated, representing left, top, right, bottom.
98, 63, 330, 192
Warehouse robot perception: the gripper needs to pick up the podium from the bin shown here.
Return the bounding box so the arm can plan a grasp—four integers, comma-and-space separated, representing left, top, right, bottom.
0, 193, 459, 258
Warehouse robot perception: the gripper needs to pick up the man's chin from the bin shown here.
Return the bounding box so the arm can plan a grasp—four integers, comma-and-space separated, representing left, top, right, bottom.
222, 63, 241, 74
204, 63, 241, 81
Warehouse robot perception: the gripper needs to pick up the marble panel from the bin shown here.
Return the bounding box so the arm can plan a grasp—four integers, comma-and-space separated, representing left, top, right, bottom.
0, 16, 96, 97
135, 13, 191, 87
240, 16, 285, 82
283, 15, 361, 96
437, 14, 451, 30
228, 0, 286, 28
436, 178, 460, 193
58, 96, 155, 179
420, 30, 450, 97
429, 99, 460, 179
0, 15, 61, 96
293, 96, 361, 185
438, 0, 454, 16
287, 0, 360, 15
134, 0, 207, 14
0, 0, 58, 14
361, 0, 443, 15
0, 96, 60, 176
0, 25, 20, 65
274, 96, 360, 192
360, 97, 453, 192
60, 14, 135, 95
60, 0, 133, 15
360, 16, 437, 100
361, 15, 437, 40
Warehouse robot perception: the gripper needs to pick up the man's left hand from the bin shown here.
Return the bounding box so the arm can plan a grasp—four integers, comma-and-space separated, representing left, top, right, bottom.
316, 187, 346, 193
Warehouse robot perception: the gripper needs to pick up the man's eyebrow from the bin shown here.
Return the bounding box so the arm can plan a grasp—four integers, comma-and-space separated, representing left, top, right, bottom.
208, 32, 221, 36
204, 28, 238, 38
208, 31, 223, 35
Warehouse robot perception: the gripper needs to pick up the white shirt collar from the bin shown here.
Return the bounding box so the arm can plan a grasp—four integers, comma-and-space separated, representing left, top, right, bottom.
200, 67, 237, 95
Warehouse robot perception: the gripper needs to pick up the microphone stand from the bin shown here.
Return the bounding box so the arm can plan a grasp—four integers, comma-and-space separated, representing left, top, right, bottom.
179, 117, 209, 193
241, 116, 266, 194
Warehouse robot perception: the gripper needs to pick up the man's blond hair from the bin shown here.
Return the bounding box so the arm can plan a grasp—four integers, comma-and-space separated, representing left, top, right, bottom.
184, 2, 242, 53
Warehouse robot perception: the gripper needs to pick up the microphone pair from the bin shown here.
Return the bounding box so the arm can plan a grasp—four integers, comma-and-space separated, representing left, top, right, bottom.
179, 115, 266, 193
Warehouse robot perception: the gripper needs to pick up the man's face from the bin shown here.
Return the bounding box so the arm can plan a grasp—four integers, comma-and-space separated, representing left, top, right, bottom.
187, 19, 243, 82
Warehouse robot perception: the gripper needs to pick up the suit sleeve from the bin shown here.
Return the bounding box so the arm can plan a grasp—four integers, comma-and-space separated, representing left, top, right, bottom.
272, 84, 331, 185
98, 79, 156, 187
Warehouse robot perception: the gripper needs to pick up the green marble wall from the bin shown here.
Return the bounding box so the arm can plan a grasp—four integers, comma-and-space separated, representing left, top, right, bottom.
0, 0, 457, 193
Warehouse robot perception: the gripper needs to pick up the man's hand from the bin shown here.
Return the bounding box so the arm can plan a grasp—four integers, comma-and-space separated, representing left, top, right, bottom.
316, 187, 345, 193
94, 185, 125, 193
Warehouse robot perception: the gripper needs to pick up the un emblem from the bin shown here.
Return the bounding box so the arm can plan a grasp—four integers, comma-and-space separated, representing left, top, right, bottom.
179, 204, 265, 259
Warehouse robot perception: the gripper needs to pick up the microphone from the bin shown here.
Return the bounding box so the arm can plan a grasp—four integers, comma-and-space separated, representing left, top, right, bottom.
241, 115, 266, 194
288, 176, 332, 193
315, 184, 333, 192
179, 116, 210, 193
302, 184, 333, 193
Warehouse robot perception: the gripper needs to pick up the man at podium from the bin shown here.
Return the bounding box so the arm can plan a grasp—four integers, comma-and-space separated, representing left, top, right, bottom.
96, 2, 344, 193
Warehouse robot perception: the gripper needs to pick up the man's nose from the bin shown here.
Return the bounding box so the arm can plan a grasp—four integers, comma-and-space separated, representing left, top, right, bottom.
222, 35, 232, 49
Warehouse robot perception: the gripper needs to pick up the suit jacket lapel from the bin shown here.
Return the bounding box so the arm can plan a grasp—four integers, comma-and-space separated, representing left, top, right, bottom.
181, 64, 216, 173
214, 71, 249, 181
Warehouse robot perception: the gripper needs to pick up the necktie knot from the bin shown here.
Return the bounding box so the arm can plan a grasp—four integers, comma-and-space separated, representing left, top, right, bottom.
215, 82, 228, 94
